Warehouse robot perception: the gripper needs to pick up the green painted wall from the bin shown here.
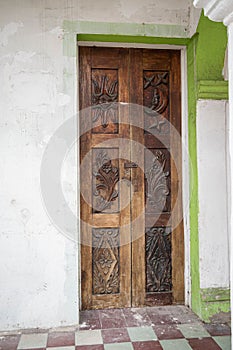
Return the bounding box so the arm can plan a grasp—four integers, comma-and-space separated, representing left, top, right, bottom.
196, 13, 227, 81
188, 12, 229, 322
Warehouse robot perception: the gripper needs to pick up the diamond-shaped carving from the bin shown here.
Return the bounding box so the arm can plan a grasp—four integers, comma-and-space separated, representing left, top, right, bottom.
92, 229, 119, 295
95, 237, 117, 282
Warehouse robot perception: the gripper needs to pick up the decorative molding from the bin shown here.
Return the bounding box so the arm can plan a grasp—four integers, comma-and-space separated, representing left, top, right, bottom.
197, 80, 228, 99
193, 0, 233, 25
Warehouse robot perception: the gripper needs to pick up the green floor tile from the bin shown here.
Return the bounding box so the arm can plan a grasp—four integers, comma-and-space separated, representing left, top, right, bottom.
160, 339, 193, 350
75, 330, 103, 345
127, 326, 157, 341
177, 323, 210, 338
213, 336, 231, 350
104, 343, 134, 350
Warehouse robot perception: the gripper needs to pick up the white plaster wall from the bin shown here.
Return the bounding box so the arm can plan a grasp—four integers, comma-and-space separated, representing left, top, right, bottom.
0, 0, 200, 330
0, 1, 79, 330
77, 0, 199, 34
197, 100, 230, 289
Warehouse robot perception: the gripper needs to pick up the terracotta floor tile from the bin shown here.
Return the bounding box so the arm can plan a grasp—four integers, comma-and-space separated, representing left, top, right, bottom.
123, 308, 151, 327
100, 317, 127, 329
99, 309, 124, 320
153, 324, 184, 340
101, 328, 130, 343
79, 310, 100, 321
147, 313, 180, 325
0, 334, 20, 350
79, 318, 101, 331
204, 323, 231, 336
79, 310, 101, 331
188, 337, 222, 350
99, 309, 126, 329
47, 332, 75, 347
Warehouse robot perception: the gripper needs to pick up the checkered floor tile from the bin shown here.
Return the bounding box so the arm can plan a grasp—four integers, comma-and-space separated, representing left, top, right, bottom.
0, 306, 231, 350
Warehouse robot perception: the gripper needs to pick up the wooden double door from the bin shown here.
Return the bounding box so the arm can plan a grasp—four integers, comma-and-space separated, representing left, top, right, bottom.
79, 47, 184, 310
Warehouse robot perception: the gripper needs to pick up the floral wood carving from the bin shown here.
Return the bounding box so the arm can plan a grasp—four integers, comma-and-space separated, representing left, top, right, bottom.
146, 227, 172, 292
92, 74, 118, 129
92, 229, 119, 295
146, 150, 169, 212
144, 72, 169, 131
93, 150, 119, 212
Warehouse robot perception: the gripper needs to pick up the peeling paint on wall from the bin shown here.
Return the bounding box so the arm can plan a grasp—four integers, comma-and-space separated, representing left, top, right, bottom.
0, 22, 23, 47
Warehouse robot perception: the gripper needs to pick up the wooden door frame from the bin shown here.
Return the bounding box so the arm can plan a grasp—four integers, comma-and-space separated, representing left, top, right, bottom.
77, 42, 191, 310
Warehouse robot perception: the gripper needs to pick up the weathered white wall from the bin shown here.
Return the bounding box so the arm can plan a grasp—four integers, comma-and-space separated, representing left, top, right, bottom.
0, 0, 200, 330
197, 100, 230, 289
77, 0, 200, 36
0, 1, 79, 330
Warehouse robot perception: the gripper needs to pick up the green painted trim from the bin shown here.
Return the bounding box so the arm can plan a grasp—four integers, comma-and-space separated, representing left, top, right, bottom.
201, 288, 230, 302
196, 12, 227, 81
200, 300, 230, 323
187, 34, 201, 318
197, 80, 228, 100
77, 34, 190, 46
64, 20, 189, 39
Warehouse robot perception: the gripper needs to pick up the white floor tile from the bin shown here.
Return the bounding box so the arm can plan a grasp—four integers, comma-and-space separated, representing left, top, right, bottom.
18, 333, 48, 349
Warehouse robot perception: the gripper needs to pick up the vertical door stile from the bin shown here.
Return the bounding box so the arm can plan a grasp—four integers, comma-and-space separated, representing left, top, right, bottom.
80, 47, 93, 310
118, 48, 131, 307
130, 49, 146, 307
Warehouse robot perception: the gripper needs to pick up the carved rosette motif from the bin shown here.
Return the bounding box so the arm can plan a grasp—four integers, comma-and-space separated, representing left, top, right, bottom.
92, 229, 119, 295
143, 72, 169, 132
92, 72, 118, 130
146, 227, 172, 293
93, 150, 119, 213
146, 150, 170, 212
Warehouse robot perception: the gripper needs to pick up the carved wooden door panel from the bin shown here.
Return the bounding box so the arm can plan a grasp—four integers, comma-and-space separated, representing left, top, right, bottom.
130, 49, 184, 306
79, 47, 184, 310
